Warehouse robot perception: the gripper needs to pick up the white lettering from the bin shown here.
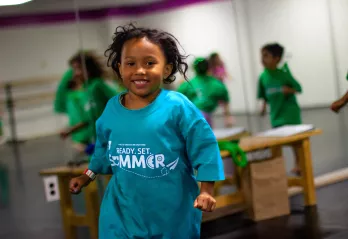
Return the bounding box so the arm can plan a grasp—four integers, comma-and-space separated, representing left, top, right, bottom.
132, 155, 146, 168
119, 155, 131, 168
137, 148, 151, 154
109, 154, 118, 166
155, 154, 165, 168
116, 148, 135, 154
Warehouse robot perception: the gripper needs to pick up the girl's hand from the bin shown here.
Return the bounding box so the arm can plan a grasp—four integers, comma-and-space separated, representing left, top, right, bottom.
59, 129, 71, 139
331, 99, 345, 113
69, 174, 91, 194
283, 86, 296, 95
194, 192, 216, 212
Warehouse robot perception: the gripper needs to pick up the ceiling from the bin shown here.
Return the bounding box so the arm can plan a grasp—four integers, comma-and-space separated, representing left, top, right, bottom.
0, 0, 165, 15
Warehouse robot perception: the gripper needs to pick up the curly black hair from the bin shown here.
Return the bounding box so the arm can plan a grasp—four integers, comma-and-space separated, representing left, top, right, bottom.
262, 43, 284, 59
69, 50, 105, 79
105, 23, 188, 84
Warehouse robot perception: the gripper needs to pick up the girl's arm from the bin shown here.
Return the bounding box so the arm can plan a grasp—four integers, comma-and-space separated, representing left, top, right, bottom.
88, 118, 112, 175
260, 101, 267, 116
60, 122, 88, 138
200, 181, 215, 195
285, 74, 302, 94
331, 91, 348, 113
180, 114, 224, 183
69, 112, 112, 194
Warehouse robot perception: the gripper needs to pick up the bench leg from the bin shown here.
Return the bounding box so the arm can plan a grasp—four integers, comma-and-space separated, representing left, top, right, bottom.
294, 139, 317, 206
58, 176, 77, 239
84, 180, 100, 239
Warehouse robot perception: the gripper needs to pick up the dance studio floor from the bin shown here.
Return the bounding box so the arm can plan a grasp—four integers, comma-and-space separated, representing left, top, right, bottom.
1, 108, 348, 238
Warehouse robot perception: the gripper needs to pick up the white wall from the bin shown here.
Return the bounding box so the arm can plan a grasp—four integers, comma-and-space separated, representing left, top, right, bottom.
138, 0, 247, 113
329, 0, 348, 96
0, 20, 106, 139
240, 0, 338, 108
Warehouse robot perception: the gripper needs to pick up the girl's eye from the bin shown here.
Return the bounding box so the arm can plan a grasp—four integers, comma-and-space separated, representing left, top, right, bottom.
126, 62, 135, 66
147, 61, 155, 66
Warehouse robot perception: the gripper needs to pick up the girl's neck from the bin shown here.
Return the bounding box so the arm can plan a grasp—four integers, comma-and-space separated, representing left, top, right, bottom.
124, 88, 161, 110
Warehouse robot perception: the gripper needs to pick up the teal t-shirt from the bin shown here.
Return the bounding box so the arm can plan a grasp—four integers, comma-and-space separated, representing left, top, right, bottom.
88, 90, 224, 239
177, 75, 229, 113
257, 68, 302, 127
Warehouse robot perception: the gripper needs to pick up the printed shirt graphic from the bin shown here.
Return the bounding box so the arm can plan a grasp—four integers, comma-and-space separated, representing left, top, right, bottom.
88, 90, 224, 239
257, 68, 302, 127
177, 75, 229, 113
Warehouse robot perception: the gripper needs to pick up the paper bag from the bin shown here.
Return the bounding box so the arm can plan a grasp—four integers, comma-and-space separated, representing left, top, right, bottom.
242, 157, 290, 221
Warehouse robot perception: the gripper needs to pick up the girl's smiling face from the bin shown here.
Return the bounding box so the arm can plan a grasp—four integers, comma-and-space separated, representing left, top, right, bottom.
118, 37, 173, 98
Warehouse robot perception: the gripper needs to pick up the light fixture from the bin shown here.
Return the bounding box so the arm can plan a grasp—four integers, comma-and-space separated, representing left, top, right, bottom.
0, 0, 32, 6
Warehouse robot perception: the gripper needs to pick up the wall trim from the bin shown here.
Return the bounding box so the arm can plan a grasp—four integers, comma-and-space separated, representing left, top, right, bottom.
0, 0, 225, 28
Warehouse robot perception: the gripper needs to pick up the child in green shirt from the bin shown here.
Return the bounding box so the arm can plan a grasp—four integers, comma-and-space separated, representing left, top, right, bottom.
331, 72, 348, 113
177, 57, 233, 128
257, 43, 302, 174
60, 51, 118, 164
60, 77, 93, 154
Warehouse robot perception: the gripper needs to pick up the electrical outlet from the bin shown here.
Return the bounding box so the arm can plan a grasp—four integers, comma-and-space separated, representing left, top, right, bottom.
43, 176, 60, 202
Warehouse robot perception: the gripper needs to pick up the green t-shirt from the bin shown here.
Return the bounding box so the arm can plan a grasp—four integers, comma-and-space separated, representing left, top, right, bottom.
177, 75, 229, 113
83, 78, 118, 121
54, 68, 74, 114
81, 79, 118, 140
66, 90, 93, 143
257, 68, 302, 127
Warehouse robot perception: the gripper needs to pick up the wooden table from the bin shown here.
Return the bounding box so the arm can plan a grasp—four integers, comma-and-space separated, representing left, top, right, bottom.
216, 129, 322, 209
39, 127, 249, 239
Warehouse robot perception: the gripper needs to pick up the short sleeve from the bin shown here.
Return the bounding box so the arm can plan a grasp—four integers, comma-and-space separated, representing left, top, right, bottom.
177, 81, 195, 101
257, 77, 266, 100
216, 81, 230, 103
286, 74, 302, 93
177, 81, 188, 95
97, 81, 118, 99
88, 111, 112, 175
178, 100, 225, 182
54, 69, 73, 113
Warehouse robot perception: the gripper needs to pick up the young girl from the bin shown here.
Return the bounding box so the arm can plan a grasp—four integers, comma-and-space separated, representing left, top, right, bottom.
69, 24, 224, 239
59, 75, 93, 158
178, 57, 233, 128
